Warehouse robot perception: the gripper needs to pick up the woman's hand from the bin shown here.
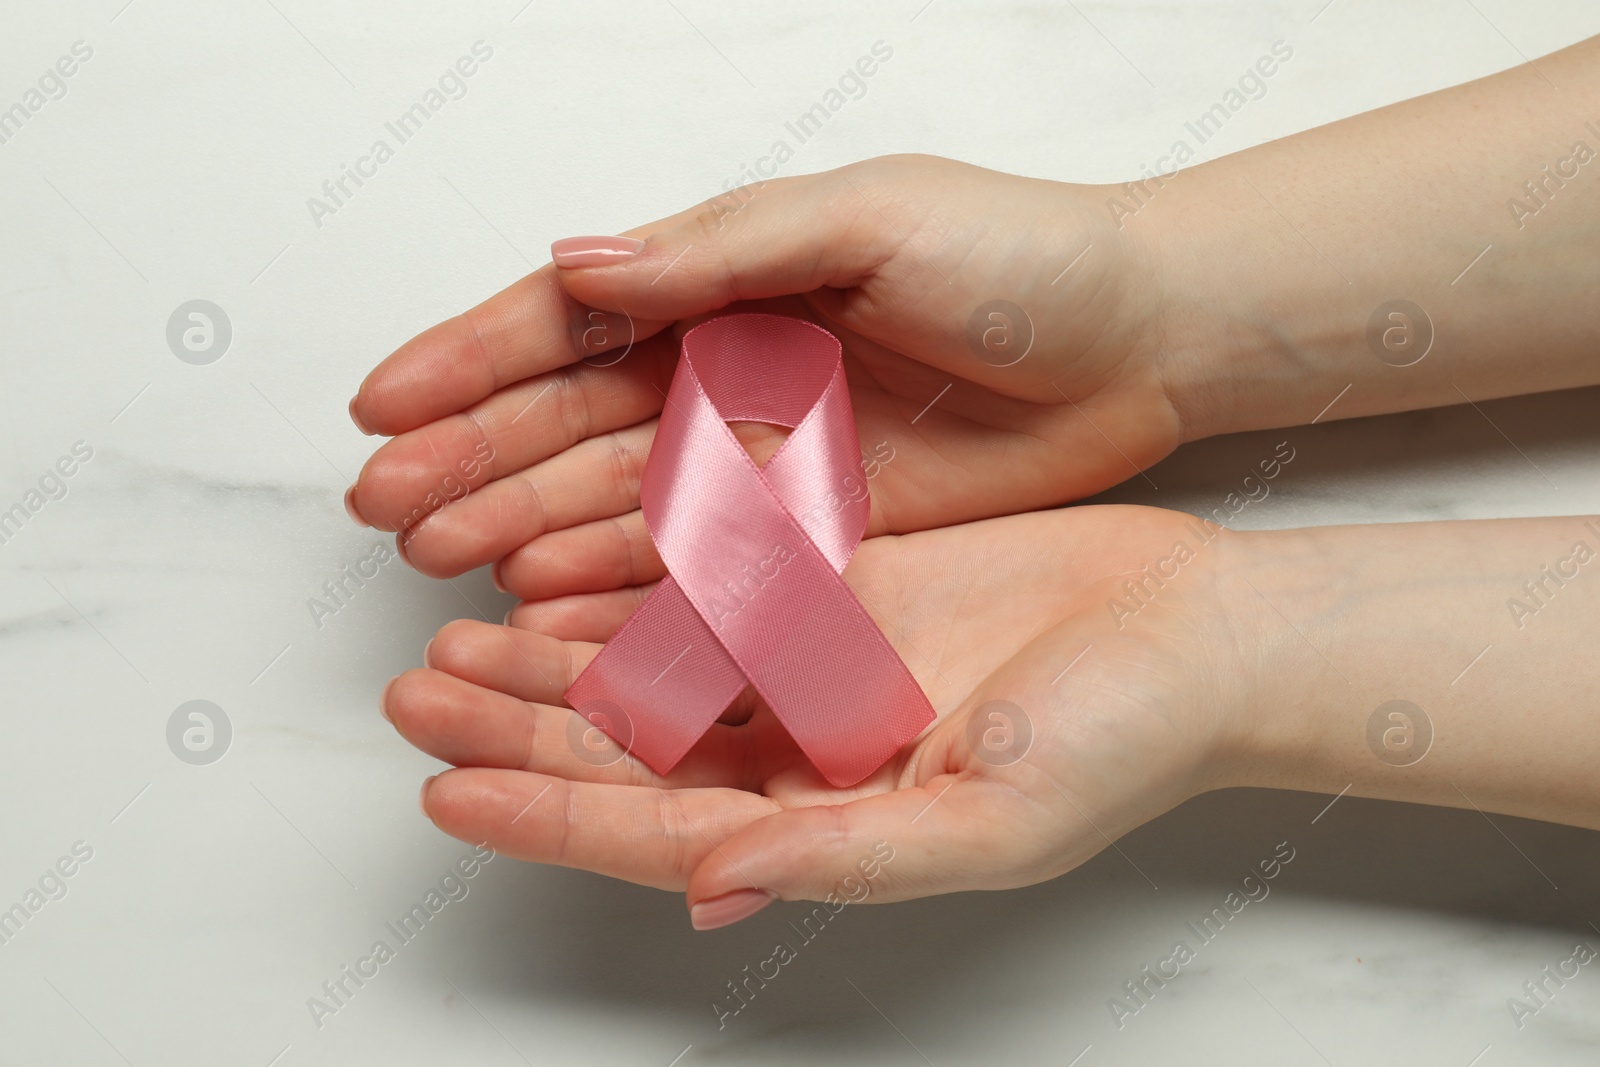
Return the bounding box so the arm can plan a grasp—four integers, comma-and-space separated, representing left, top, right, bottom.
386, 501, 1600, 923
387, 504, 1256, 922
349, 32, 1600, 601
345, 155, 1186, 599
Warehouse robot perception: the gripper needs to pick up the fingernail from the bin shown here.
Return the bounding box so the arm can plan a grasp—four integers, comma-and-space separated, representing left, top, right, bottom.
422, 638, 435, 669
419, 775, 437, 816
348, 396, 375, 435
395, 533, 412, 567
551, 235, 645, 269
491, 564, 507, 593
343, 484, 370, 527
690, 888, 776, 931
379, 676, 397, 723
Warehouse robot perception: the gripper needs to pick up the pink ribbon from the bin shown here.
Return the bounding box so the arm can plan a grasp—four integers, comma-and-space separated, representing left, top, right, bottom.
563, 313, 934, 787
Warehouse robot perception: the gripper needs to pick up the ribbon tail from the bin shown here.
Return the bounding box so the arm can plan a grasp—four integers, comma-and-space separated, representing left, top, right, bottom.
564, 576, 747, 776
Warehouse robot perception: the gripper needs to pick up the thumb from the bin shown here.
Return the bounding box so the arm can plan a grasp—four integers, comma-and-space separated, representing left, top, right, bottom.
549, 166, 906, 323
684, 776, 1047, 928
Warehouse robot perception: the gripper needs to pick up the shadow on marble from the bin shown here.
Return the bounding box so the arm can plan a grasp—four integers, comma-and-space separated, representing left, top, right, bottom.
440, 785, 1598, 1024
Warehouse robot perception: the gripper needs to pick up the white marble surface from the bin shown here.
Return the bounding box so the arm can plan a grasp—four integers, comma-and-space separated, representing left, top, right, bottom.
4, 1, 1599, 1064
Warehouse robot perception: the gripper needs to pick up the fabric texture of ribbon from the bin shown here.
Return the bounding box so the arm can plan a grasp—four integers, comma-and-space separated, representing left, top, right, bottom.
563, 313, 935, 787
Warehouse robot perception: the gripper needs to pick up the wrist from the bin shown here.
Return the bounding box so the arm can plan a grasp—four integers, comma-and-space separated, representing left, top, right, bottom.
1207, 525, 1349, 792
1138, 40, 1600, 444
1119, 519, 1335, 798
1209, 516, 1600, 829
1139, 159, 1360, 446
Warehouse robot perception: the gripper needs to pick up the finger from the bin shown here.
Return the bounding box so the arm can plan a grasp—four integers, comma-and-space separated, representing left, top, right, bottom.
419, 618, 781, 776
351, 339, 671, 536
392, 420, 658, 579
508, 585, 656, 643
397, 408, 790, 580
420, 767, 781, 892
350, 264, 673, 438
552, 166, 901, 323
496, 510, 665, 602
486, 588, 763, 731
385, 662, 757, 790
386, 667, 567, 770
424, 618, 592, 705
685, 775, 1052, 913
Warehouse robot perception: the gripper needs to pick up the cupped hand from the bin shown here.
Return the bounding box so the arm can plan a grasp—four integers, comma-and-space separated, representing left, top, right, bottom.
346, 155, 1186, 603
385, 504, 1254, 923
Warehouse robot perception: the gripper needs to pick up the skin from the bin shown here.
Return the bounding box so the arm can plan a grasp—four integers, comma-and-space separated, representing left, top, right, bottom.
344, 161, 1178, 588
388, 506, 1242, 902
389, 507, 1600, 911
352, 35, 1600, 918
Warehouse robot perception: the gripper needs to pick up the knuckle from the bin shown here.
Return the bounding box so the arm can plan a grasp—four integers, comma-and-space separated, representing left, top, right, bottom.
515, 473, 551, 541
550, 779, 577, 865
609, 516, 640, 585
604, 431, 642, 501
519, 705, 541, 772
681, 213, 740, 303
458, 308, 496, 382
655, 790, 688, 872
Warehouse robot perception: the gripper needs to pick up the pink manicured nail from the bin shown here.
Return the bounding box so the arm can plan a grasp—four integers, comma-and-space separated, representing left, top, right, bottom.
343, 484, 370, 527
551, 236, 645, 268
348, 397, 375, 435
379, 677, 397, 723
419, 775, 437, 816
690, 888, 776, 931
422, 638, 435, 668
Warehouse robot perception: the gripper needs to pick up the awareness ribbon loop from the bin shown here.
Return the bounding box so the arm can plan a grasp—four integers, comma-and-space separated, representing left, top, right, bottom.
563, 313, 934, 787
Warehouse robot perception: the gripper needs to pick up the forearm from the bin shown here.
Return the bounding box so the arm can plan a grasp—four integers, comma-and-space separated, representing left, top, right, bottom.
1221, 515, 1600, 829
1146, 34, 1600, 440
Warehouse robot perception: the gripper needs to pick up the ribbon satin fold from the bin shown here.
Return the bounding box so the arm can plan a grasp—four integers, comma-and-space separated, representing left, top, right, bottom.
563, 313, 935, 787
